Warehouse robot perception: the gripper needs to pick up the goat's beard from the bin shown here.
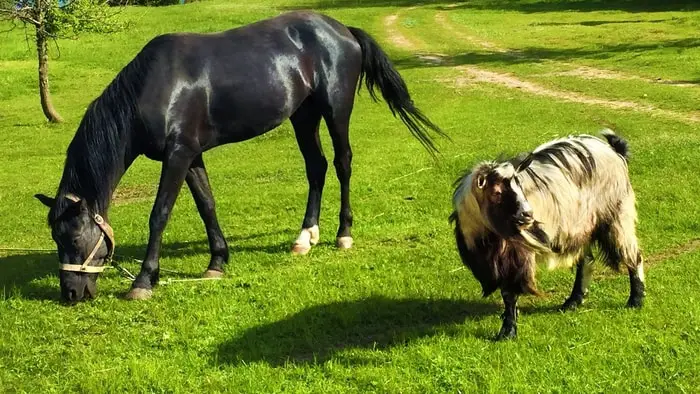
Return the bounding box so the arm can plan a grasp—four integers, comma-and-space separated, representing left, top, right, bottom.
515, 221, 551, 252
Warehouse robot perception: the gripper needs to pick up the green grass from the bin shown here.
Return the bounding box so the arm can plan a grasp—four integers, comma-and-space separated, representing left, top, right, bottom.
2, 0, 700, 392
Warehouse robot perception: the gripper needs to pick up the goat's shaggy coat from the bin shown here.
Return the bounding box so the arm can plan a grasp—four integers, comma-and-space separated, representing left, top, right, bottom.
451, 130, 644, 339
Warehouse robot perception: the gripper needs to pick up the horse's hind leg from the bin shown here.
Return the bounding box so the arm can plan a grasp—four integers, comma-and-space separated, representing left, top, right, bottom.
560, 248, 594, 311
290, 99, 326, 255
185, 155, 229, 277
324, 106, 354, 250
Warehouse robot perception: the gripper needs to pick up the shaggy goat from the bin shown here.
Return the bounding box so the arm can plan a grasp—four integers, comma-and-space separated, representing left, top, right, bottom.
450, 130, 644, 340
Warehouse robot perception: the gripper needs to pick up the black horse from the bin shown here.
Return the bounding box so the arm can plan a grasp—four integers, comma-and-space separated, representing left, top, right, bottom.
35, 11, 445, 302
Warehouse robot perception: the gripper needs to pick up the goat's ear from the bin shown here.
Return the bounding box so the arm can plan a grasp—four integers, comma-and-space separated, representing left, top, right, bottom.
35, 194, 56, 208
516, 153, 534, 172
476, 174, 487, 189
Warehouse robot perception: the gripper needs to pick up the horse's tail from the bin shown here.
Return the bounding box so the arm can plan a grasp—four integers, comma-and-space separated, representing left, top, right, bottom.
347, 26, 448, 156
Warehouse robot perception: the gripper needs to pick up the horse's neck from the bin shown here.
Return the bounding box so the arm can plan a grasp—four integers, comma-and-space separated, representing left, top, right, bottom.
58, 146, 138, 217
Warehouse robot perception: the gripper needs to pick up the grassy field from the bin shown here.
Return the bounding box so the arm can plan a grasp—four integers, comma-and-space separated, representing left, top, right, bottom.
2, 0, 700, 392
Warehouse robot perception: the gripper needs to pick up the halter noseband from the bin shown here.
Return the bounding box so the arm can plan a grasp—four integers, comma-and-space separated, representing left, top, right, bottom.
58, 194, 115, 274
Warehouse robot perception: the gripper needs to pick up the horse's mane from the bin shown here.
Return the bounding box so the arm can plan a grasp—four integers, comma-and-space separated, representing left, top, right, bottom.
50, 44, 157, 222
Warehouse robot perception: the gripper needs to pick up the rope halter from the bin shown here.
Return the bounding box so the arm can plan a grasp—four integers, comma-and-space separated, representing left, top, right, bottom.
58, 194, 115, 274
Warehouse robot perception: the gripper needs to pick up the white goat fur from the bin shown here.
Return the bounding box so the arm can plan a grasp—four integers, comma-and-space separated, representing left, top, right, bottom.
453, 131, 641, 274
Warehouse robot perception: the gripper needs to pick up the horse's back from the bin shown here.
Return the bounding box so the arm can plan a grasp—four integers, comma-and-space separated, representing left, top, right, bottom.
135, 11, 362, 152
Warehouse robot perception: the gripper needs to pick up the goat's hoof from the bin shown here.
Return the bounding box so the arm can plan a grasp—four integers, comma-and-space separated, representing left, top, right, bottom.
125, 288, 153, 300
626, 296, 644, 308
496, 325, 517, 341
203, 269, 224, 279
336, 236, 353, 250
560, 297, 583, 312
291, 243, 311, 256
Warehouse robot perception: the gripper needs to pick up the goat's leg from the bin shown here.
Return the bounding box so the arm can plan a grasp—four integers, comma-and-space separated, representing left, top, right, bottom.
626, 254, 645, 308
561, 249, 594, 311
497, 290, 519, 340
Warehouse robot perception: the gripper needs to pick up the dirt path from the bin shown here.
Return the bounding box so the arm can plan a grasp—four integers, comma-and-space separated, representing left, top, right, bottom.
380, 11, 700, 124
433, 12, 514, 55
383, 11, 424, 51
453, 65, 700, 123
434, 11, 698, 88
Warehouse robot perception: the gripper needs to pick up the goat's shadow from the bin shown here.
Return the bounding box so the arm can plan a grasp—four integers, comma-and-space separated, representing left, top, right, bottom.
216, 296, 504, 366
0, 230, 283, 301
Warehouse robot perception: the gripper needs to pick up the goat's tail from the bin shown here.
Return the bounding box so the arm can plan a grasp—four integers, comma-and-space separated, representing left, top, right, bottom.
600, 128, 630, 160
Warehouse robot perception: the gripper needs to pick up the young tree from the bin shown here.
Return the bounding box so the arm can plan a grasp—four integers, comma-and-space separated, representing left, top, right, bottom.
0, 0, 125, 123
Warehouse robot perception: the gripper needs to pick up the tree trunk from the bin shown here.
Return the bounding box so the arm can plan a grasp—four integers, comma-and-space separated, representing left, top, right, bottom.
35, 6, 63, 123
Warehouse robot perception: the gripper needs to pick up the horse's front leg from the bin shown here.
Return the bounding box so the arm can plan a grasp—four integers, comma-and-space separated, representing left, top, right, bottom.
126, 143, 196, 300
185, 155, 229, 277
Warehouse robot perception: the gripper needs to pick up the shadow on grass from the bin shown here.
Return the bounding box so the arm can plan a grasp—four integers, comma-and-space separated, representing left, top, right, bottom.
283, 0, 699, 12
433, 0, 700, 13
531, 18, 672, 27
391, 38, 700, 72
0, 230, 286, 301
216, 296, 503, 366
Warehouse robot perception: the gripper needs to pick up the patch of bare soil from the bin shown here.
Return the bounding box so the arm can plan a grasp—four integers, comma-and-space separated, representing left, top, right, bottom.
434, 12, 514, 54
113, 184, 154, 205
383, 13, 421, 51
647, 238, 700, 266
538, 66, 700, 87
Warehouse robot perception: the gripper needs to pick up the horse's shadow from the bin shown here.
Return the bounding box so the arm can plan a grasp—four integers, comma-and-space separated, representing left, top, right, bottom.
0, 251, 58, 300
215, 296, 502, 367
0, 230, 285, 301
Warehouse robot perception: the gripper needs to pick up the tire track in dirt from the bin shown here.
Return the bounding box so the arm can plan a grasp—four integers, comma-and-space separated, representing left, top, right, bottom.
383, 10, 425, 51
434, 11, 698, 88
434, 11, 517, 55
453, 66, 700, 123
426, 11, 700, 123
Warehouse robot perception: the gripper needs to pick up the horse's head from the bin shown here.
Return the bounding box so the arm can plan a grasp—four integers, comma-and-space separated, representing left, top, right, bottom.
35, 193, 114, 302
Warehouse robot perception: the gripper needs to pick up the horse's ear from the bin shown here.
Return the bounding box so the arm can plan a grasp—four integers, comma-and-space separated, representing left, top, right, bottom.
78, 198, 88, 213
35, 194, 56, 208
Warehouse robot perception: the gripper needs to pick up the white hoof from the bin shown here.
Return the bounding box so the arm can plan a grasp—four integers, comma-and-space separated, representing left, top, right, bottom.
125, 288, 153, 300
336, 236, 353, 250
203, 269, 224, 279
291, 243, 311, 256
292, 226, 319, 255
308, 225, 320, 245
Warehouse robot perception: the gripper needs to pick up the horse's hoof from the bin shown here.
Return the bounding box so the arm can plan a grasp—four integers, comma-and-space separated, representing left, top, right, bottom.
291, 243, 311, 256
626, 296, 644, 308
125, 288, 153, 300
559, 296, 583, 312
203, 269, 224, 279
308, 225, 320, 245
336, 236, 353, 250
496, 325, 517, 341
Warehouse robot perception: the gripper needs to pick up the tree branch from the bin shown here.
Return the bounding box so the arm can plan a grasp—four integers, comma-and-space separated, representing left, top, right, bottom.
0, 7, 41, 26
0, 17, 18, 34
